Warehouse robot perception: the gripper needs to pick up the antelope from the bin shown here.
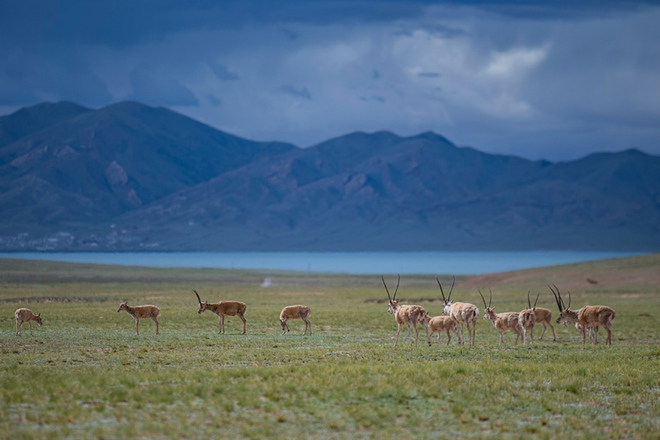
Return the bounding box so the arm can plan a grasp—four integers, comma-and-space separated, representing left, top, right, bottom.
533, 306, 556, 341
15, 308, 42, 336
518, 292, 539, 345
117, 302, 160, 335
576, 322, 599, 344
279, 305, 312, 335
423, 315, 459, 346
549, 285, 616, 345
437, 276, 479, 345
480, 290, 522, 344
193, 289, 247, 334
382, 275, 429, 347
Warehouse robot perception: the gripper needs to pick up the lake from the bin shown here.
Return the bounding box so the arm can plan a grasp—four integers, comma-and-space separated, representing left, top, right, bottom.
0, 251, 643, 275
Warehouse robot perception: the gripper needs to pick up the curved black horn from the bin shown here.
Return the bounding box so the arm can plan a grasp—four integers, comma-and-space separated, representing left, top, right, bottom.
488, 288, 493, 308
192, 289, 202, 305
566, 289, 572, 309
447, 275, 456, 302
393, 274, 401, 301
478, 290, 488, 309
382, 276, 392, 301
548, 285, 563, 311
436, 277, 447, 302
533, 292, 540, 309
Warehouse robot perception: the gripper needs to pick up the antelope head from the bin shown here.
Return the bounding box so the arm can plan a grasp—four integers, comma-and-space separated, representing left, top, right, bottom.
117, 302, 128, 313
549, 285, 578, 325
193, 289, 209, 314
382, 274, 401, 314
479, 289, 495, 320
34, 313, 43, 326
436, 276, 455, 315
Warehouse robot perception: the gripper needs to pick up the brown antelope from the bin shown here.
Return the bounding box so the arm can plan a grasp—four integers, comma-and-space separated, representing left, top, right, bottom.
533, 306, 556, 341
549, 285, 616, 345
437, 276, 479, 345
480, 290, 522, 344
117, 302, 160, 335
576, 322, 599, 343
193, 290, 247, 334
279, 305, 312, 335
382, 275, 429, 347
518, 292, 539, 345
423, 315, 459, 346
15, 308, 43, 336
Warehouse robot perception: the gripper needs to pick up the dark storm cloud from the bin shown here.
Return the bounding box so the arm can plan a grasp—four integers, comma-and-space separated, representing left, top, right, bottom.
208, 61, 240, 81
127, 64, 198, 107
1, 0, 659, 161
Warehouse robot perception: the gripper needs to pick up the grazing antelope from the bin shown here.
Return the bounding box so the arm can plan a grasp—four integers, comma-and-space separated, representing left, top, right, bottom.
480, 290, 522, 344
382, 275, 429, 347
117, 302, 160, 335
533, 306, 556, 341
193, 290, 247, 334
518, 292, 539, 345
423, 315, 459, 346
15, 308, 42, 336
437, 276, 479, 345
549, 285, 616, 345
279, 305, 312, 335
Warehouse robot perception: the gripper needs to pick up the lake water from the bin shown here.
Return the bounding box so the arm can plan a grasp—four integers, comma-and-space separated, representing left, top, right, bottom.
0, 251, 643, 275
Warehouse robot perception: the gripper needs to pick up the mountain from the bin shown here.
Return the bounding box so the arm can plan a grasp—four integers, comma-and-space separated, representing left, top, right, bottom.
1, 101, 659, 251
0, 101, 296, 236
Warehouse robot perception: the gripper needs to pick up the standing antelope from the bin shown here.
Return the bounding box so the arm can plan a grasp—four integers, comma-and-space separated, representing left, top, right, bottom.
279, 305, 312, 335
549, 285, 616, 345
480, 290, 522, 344
518, 292, 539, 345
193, 290, 247, 334
382, 275, 429, 347
15, 308, 42, 336
437, 276, 479, 345
117, 302, 160, 335
533, 306, 556, 341
423, 315, 459, 346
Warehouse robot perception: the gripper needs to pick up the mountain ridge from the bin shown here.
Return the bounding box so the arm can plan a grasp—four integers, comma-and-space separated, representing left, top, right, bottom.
1, 101, 659, 251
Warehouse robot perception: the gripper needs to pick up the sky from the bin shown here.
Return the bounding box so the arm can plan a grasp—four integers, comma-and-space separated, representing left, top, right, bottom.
1, 0, 659, 161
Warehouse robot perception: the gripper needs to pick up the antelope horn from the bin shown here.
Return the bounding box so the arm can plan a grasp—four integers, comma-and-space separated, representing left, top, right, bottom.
192, 289, 202, 305
478, 290, 488, 309
381, 276, 392, 302
527, 291, 532, 309
488, 288, 493, 308
447, 275, 456, 302
393, 274, 401, 301
566, 289, 572, 309
548, 285, 563, 311
436, 277, 447, 302
533, 292, 540, 309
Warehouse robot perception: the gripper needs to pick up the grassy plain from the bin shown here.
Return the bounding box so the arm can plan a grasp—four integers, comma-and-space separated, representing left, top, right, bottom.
1, 254, 659, 439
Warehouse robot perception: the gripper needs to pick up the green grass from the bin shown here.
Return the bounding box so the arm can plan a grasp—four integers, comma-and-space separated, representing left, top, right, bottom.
1, 256, 659, 439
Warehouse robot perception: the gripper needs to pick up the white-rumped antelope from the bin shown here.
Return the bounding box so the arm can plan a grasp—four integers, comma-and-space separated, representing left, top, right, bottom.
15, 308, 42, 336
193, 290, 247, 334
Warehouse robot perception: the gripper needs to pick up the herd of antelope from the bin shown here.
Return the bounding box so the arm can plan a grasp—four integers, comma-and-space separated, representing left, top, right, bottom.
382, 276, 616, 347
13, 278, 614, 346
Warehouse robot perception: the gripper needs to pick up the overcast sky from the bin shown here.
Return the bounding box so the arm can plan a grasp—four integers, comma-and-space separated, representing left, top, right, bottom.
1, 0, 659, 161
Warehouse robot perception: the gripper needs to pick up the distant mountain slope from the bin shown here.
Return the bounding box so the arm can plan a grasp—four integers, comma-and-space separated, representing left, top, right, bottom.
0, 101, 91, 151
108, 132, 660, 251
0, 101, 296, 235
1, 101, 659, 251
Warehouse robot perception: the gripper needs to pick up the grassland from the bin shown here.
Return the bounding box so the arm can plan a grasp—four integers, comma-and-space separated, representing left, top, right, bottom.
1, 254, 659, 439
